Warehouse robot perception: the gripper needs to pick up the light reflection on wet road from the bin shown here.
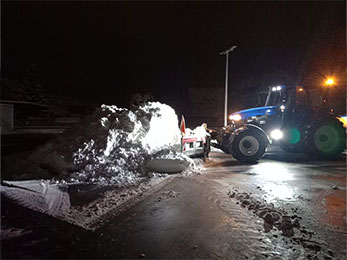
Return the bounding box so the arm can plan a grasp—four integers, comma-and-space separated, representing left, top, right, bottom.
92, 148, 346, 259
203, 147, 346, 259
1, 147, 346, 259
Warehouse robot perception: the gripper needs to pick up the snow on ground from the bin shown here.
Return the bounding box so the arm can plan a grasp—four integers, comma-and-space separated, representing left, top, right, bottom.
145, 149, 195, 173
228, 188, 336, 259
1, 175, 175, 231
185, 124, 210, 141
1, 102, 210, 230
2, 180, 70, 216
0, 226, 32, 241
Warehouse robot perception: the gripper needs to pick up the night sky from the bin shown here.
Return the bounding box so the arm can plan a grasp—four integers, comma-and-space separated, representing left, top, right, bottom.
2, 1, 345, 108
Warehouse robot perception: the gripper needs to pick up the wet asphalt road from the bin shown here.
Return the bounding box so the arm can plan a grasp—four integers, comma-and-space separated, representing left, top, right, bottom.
2, 147, 346, 259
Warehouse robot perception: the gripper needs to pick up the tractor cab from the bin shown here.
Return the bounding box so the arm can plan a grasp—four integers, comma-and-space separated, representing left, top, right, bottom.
265, 85, 313, 126
230, 85, 331, 130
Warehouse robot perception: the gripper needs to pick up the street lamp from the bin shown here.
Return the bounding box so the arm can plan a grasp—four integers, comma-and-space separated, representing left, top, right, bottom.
325, 78, 335, 87
220, 45, 237, 126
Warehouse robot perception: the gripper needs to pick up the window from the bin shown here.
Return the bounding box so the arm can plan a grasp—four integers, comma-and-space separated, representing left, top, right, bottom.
266, 91, 282, 106
296, 87, 308, 106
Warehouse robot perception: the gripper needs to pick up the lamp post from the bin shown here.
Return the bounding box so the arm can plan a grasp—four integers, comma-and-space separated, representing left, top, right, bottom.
220, 45, 237, 127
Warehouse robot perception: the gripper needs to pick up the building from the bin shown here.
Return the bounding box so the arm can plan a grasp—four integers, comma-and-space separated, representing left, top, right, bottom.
185, 88, 224, 128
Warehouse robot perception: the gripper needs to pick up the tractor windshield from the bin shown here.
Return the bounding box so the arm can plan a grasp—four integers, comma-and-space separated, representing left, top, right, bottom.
265, 90, 284, 106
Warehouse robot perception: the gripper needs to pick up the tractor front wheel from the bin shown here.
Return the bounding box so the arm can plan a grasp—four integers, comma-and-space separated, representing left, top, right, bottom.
305, 119, 346, 160
231, 129, 267, 163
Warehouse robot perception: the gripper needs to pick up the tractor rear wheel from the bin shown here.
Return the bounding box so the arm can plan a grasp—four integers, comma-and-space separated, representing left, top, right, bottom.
305, 119, 346, 159
231, 129, 267, 163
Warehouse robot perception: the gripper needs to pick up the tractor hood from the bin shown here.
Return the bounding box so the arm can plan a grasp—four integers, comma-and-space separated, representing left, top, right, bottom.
231, 106, 277, 121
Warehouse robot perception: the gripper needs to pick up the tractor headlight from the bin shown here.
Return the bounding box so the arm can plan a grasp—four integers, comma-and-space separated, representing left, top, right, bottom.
229, 114, 242, 121
270, 129, 283, 140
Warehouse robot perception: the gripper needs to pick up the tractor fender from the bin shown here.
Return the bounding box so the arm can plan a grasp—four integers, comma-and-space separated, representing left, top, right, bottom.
228, 124, 271, 145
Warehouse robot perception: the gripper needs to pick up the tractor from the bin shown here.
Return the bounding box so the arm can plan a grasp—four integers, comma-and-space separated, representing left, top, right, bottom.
212, 84, 346, 163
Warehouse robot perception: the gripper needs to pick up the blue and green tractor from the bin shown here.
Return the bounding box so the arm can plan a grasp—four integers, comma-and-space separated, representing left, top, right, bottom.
213, 85, 346, 163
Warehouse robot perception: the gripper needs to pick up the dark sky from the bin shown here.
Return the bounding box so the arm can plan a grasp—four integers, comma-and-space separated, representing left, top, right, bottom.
2, 1, 345, 107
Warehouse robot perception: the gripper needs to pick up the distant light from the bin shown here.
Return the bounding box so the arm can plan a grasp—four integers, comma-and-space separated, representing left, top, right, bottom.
266, 109, 271, 113
325, 78, 334, 86
229, 114, 242, 121
270, 129, 283, 140
280, 105, 285, 110
298, 87, 304, 92
276, 86, 282, 91
272, 87, 277, 91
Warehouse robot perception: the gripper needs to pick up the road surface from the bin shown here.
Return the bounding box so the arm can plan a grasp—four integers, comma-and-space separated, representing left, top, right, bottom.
2, 147, 346, 259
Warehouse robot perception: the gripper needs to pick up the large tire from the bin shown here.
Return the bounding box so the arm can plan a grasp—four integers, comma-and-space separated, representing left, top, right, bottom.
231, 129, 267, 163
305, 119, 346, 160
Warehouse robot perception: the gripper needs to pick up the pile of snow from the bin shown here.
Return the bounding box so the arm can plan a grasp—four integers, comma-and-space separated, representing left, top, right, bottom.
140, 104, 181, 151
145, 149, 195, 173
185, 123, 210, 141
1, 102, 210, 230
26, 102, 186, 185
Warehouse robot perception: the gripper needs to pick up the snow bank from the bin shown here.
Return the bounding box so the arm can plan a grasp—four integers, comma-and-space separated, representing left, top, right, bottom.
1, 180, 70, 216
1, 177, 171, 230
185, 124, 210, 141
141, 103, 181, 151
27, 102, 185, 185
145, 149, 195, 173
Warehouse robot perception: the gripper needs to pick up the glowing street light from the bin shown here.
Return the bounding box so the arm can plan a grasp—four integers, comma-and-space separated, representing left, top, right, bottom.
325, 78, 335, 86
